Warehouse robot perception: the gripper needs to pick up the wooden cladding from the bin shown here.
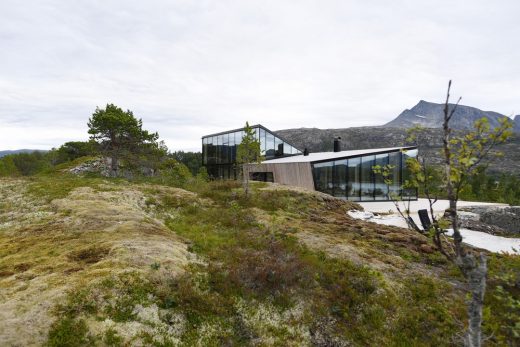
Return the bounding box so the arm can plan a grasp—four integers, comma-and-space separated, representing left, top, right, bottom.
244, 162, 315, 191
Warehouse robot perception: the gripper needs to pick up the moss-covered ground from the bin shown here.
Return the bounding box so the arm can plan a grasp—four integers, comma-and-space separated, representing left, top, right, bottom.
0, 172, 518, 346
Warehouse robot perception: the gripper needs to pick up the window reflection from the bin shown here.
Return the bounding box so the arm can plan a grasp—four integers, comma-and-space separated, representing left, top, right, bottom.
202, 125, 302, 180
361, 155, 375, 201
374, 154, 389, 200
388, 152, 401, 198
333, 160, 347, 197
403, 149, 418, 199
259, 128, 266, 155
347, 157, 361, 201
313, 161, 334, 195
265, 132, 275, 159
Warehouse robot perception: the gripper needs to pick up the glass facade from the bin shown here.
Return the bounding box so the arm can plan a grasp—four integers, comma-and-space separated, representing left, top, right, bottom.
311, 148, 418, 201
402, 148, 418, 199
202, 125, 301, 179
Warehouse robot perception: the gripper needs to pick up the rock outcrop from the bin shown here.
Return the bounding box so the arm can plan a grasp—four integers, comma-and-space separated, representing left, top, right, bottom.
459, 206, 520, 236
68, 157, 111, 176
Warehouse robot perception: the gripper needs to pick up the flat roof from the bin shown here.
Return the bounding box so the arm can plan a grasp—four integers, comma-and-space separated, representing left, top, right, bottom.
262, 146, 417, 164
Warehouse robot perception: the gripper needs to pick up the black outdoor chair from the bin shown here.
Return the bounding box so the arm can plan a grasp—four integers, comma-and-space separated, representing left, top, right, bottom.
418, 209, 432, 231
407, 216, 421, 232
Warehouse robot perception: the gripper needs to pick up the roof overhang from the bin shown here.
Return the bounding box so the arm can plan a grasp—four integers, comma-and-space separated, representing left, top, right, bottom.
262, 146, 417, 164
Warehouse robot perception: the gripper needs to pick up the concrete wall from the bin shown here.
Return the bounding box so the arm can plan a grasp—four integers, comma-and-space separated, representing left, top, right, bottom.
244, 162, 315, 191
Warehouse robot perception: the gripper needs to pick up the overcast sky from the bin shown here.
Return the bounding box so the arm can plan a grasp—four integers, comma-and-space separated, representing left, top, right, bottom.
1, 0, 519, 151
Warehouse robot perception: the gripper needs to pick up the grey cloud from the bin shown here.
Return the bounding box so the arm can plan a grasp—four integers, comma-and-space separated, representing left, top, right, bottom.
0, 0, 519, 150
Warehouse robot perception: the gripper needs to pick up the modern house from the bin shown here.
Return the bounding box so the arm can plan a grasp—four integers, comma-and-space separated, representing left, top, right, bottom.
202, 124, 418, 201
202, 124, 302, 180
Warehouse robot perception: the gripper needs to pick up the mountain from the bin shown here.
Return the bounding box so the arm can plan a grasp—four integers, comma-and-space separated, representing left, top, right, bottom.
384, 100, 510, 130
0, 149, 47, 158
275, 127, 520, 175
275, 100, 520, 175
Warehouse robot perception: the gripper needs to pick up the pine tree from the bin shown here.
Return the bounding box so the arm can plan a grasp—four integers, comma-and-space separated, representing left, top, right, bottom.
236, 122, 262, 197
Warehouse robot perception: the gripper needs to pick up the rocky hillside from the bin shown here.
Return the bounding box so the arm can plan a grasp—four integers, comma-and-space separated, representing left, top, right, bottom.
276, 126, 520, 174
384, 100, 513, 130
275, 100, 520, 174
1, 173, 518, 345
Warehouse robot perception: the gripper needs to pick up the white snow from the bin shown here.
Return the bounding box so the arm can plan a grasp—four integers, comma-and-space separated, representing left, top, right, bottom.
349, 199, 520, 255
358, 199, 508, 214
446, 229, 519, 254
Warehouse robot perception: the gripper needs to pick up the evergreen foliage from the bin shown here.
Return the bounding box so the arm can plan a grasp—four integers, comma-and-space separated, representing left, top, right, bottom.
87, 104, 162, 176
170, 150, 202, 175
236, 122, 262, 197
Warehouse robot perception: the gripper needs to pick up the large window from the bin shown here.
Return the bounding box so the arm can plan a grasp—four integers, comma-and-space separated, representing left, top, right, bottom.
259, 128, 266, 155
265, 131, 275, 159
207, 136, 216, 164
275, 137, 283, 157
313, 161, 334, 195
347, 157, 361, 201
202, 138, 208, 165
361, 155, 375, 201
388, 151, 401, 198
221, 133, 229, 164
310, 149, 417, 201
402, 148, 418, 199
374, 154, 389, 200
333, 159, 347, 197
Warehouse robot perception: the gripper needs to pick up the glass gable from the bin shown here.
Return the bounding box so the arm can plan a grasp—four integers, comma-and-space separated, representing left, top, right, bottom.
202, 125, 301, 179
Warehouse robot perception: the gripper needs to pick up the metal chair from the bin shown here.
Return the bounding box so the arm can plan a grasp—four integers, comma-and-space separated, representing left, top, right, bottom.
418, 209, 432, 231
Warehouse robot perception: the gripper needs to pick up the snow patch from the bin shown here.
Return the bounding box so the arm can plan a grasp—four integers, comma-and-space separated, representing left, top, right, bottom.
348, 209, 520, 254
446, 229, 519, 254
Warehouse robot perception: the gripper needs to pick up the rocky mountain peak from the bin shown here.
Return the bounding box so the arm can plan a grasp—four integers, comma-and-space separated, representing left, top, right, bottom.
384, 100, 509, 131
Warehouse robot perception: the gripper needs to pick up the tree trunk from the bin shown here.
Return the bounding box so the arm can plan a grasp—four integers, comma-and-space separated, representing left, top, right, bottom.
111, 154, 118, 177
242, 166, 249, 197
457, 253, 487, 347
442, 81, 487, 346
110, 133, 119, 177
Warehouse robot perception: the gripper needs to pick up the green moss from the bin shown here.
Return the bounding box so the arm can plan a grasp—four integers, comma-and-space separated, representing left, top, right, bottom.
26, 176, 102, 202
483, 253, 520, 345
103, 328, 123, 346
12, 176, 512, 346
46, 317, 91, 347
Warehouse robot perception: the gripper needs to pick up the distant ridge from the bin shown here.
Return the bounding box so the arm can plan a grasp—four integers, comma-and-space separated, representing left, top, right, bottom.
275, 100, 520, 175
383, 100, 511, 130
0, 149, 48, 158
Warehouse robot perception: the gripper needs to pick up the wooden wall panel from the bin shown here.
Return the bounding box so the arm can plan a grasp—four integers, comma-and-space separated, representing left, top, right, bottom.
244, 162, 315, 191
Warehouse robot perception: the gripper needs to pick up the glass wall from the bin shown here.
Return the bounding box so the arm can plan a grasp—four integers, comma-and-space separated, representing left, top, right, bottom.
347, 157, 361, 201
311, 149, 418, 201
402, 148, 418, 199
313, 161, 334, 195
361, 155, 375, 201
202, 125, 301, 179
374, 154, 389, 200
388, 151, 401, 198
333, 159, 347, 198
